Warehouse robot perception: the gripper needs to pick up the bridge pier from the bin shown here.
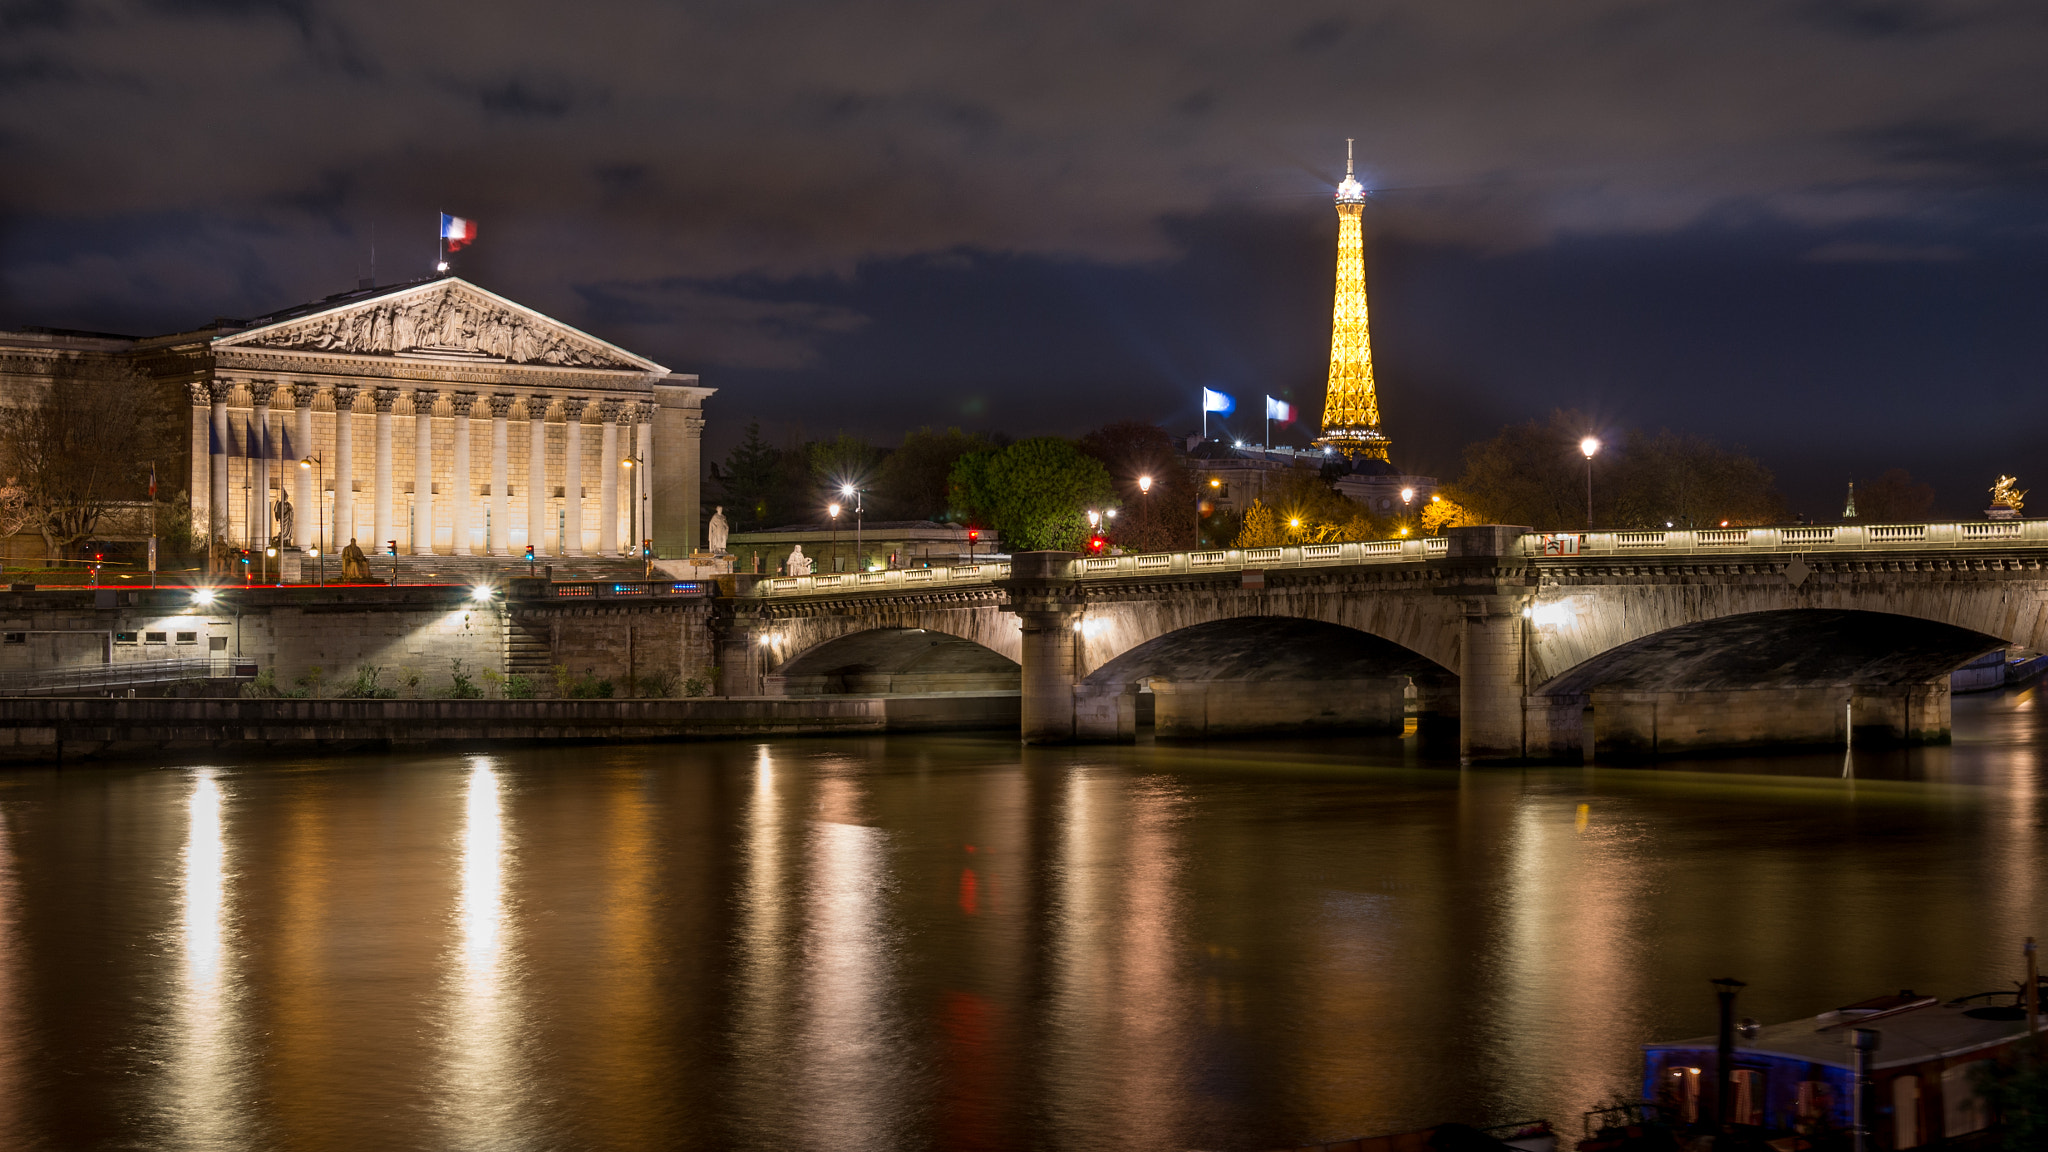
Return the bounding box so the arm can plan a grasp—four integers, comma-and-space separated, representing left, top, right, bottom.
714, 607, 770, 698
1008, 551, 1084, 744
1439, 526, 1538, 765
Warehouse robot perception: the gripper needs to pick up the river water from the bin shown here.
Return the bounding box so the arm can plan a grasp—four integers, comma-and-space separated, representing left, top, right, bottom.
0, 691, 2043, 1152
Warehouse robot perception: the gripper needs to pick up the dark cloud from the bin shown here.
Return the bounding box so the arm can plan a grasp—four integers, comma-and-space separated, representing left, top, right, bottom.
4, 0, 2048, 519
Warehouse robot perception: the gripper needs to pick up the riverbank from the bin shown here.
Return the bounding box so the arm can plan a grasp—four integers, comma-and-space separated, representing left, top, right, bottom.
0, 691, 1021, 763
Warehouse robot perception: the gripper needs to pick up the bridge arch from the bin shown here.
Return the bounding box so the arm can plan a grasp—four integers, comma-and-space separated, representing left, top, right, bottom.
1532, 608, 2006, 757
767, 627, 1018, 696
1072, 616, 1456, 741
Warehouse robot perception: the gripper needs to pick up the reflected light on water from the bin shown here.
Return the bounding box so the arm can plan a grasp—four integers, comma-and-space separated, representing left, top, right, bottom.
168, 768, 245, 1150
440, 759, 523, 1149
733, 745, 794, 1138
802, 774, 900, 1151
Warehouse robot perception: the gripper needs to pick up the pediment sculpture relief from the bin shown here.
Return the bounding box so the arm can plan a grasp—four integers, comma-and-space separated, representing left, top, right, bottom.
234, 284, 643, 369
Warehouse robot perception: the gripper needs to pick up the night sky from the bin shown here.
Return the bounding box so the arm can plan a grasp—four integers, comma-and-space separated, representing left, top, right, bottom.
5, 1, 2048, 518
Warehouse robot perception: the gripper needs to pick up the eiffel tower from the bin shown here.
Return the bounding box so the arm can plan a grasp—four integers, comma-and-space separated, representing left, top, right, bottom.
1315, 140, 1392, 462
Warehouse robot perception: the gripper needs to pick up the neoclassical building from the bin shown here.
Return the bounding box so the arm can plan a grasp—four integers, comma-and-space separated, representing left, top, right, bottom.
3, 275, 712, 560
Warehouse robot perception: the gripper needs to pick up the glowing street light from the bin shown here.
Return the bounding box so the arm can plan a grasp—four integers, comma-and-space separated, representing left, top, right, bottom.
192, 587, 216, 607
1580, 437, 1601, 530
299, 453, 325, 586
1138, 475, 1152, 494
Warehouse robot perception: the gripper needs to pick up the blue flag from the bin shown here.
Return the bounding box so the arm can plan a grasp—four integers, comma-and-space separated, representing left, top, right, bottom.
1201, 387, 1235, 415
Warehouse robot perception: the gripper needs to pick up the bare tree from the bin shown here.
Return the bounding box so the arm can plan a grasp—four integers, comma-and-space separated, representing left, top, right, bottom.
0, 358, 180, 560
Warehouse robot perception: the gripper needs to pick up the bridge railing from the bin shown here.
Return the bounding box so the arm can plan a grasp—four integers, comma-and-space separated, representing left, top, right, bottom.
1071, 537, 1445, 579
1517, 520, 2048, 557
758, 562, 1015, 597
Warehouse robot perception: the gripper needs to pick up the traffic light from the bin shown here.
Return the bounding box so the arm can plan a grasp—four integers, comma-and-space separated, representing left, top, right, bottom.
525, 544, 535, 562
967, 528, 980, 544
1087, 535, 1106, 553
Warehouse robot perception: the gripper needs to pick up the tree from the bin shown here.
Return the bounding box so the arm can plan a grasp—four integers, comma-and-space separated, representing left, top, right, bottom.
1077, 421, 1196, 553
1234, 499, 1282, 548
0, 357, 181, 559
1454, 411, 1594, 529
1421, 492, 1479, 534
1607, 429, 1784, 528
1253, 467, 1380, 542
808, 433, 880, 497
715, 422, 789, 531
1853, 468, 1935, 524
874, 427, 993, 522
947, 437, 1115, 552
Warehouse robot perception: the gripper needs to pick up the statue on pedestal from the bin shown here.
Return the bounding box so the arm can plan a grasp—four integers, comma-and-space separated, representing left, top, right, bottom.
707, 506, 730, 555
1991, 475, 2027, 517
340, 537, 371, 582
786, 544, 813, 575
273, 493, 294, 546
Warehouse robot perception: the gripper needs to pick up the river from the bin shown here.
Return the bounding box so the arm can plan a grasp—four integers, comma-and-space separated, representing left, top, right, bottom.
0, 689, 2042, 1151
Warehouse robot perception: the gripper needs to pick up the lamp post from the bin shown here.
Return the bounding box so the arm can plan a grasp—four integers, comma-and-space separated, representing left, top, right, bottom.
299, 454, 324, 586
840, 484, 864, 570
828, 502, 842, 572
620, 454, 643, 572
1580, 437, 1601, 530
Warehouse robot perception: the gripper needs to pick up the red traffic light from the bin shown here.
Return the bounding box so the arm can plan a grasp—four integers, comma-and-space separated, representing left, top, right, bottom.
967, 528, 980, 542
1087, 535, 1106, 553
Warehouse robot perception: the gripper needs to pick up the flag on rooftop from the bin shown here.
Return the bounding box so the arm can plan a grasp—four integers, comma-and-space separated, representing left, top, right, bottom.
1265, 396, 1295, 422
1201, 387, 1235, 415
441, 214, 478, 252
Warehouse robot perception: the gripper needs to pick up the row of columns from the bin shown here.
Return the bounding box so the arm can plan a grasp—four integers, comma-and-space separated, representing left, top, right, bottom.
199, 381, 656, 556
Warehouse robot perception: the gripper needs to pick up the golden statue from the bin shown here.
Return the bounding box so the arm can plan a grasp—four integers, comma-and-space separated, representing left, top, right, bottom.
1992, 475, 2027, 513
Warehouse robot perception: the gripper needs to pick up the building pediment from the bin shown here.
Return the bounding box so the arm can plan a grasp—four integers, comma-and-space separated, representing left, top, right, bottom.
211, 278, 667, 374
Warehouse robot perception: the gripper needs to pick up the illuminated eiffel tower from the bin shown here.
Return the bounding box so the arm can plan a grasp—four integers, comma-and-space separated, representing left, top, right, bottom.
1316, 140, 1392, 462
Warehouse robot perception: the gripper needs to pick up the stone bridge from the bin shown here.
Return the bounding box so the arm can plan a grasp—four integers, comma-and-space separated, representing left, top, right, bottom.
715, 521, 2048, 762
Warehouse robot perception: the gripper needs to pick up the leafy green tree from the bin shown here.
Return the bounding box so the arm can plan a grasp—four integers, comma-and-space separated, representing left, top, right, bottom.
875, 427, 994, 521
1608, 429, 1785, 528
1077, 421, 1196, 553
716, 422, 790, 530
948, 437, 1115, 552
1454, 410, 1591, 529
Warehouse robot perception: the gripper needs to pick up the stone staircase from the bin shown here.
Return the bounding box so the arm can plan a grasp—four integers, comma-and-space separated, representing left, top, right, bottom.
504, 615, 554, 681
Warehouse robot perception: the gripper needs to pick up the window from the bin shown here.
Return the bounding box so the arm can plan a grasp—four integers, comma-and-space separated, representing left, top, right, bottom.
1797, 1080, 1832, 1128
145, 631, 167, 644
209, 637, 227, 651
1894, 1075, 1922, 1149
1660, 1065, 1702, 1124
175, 631, 197, 644
1732, 1068, 1766, 1127
3, 633, 23, 644
114, 632, 138, 644
1943, 1062, 1990, 1137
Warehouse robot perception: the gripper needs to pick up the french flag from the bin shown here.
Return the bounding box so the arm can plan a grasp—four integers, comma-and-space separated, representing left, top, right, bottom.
440, 213, 478, 252
1265, 395, 1295, 422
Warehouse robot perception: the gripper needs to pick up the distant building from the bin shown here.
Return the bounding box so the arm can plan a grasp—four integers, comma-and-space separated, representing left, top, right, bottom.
1186, 440, 1437, 523
727, 521, 998, 575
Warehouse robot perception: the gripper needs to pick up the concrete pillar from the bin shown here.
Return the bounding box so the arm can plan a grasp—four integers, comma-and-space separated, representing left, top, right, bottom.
598, 398, 621, 555
526, 395, 550, 555
411, 389, 438, 555
208, 381, 231, 551
449, 392, 475, 555
651, 381, 708, 558
1436, 524, 1536, 765
716, 606, 769, 697
487, 395, 512, 555
561, 395, 588, 556
635, 403, 655, 556
372, 388, 397, 555
248, 380, 275, 546
331, 386, 357, 552
185, 382, 210, 551
1005, 550, 1083, 744
1852, 680, 1953, 745
291, 384, 316, 550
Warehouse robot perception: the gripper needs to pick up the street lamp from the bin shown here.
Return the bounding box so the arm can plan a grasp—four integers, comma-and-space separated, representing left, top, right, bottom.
299, 454, 325, 586
1138, 475, 1152, 494
1580, 437, 1601, 530
828, 501, 842, 572
840, 483, 865, 570
621, 455, 645, 571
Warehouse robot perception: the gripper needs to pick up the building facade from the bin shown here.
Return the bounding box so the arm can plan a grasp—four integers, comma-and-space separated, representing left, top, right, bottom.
2, 276, 713, 562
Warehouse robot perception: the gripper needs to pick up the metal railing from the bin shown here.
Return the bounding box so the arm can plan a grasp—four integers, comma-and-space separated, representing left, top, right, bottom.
762, 563, 1013, 597
536, 580, 712, 600
0, 656, 246, 696
1518, 520, 2047, 557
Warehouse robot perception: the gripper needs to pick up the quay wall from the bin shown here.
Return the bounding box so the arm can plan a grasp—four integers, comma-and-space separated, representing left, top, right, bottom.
0, 692, 1021, 764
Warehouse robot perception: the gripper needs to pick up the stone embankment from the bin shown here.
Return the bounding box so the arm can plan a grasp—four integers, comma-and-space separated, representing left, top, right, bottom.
0, 692, 1020, 764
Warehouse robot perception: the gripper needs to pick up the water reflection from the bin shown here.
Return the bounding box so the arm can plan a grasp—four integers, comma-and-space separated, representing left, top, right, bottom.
167, 768, 247, 1150
439, 758, 524, 1149
733, 746, 794, 1146
800, 771, 901, 1151
0, 804, 19, 1141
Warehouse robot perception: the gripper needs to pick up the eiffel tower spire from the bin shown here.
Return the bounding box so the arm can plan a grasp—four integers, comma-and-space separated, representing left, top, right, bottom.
1317, 140, 1392, 461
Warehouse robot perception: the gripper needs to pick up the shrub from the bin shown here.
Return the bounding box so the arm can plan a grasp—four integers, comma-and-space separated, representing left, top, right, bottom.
504, 674, 536, 699
241, 668, 282, 699
294, 666, 324, 697
637, 670, 679, 698
446, 658, 483, 699
337, 664, 398, 699
682, 675, 712, 698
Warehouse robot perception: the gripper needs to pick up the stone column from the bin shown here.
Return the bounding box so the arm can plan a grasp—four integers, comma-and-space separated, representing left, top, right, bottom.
411, 389, 438, 555
331, 386, 358, 551
1438, 525, 1537, 765
209, 381, 235, 549
560, 395, 588, 556
526, 395, 550, 555
488, 395, 513, 555
372, 388, 397, 554
635, 402, 655, 556
651, 382, 708, 557
449, 392, 475, 555
248, 381, 275, 546
598, 399, 622, 555
291, 384, 317, 549
1005, 550, 1084, 743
